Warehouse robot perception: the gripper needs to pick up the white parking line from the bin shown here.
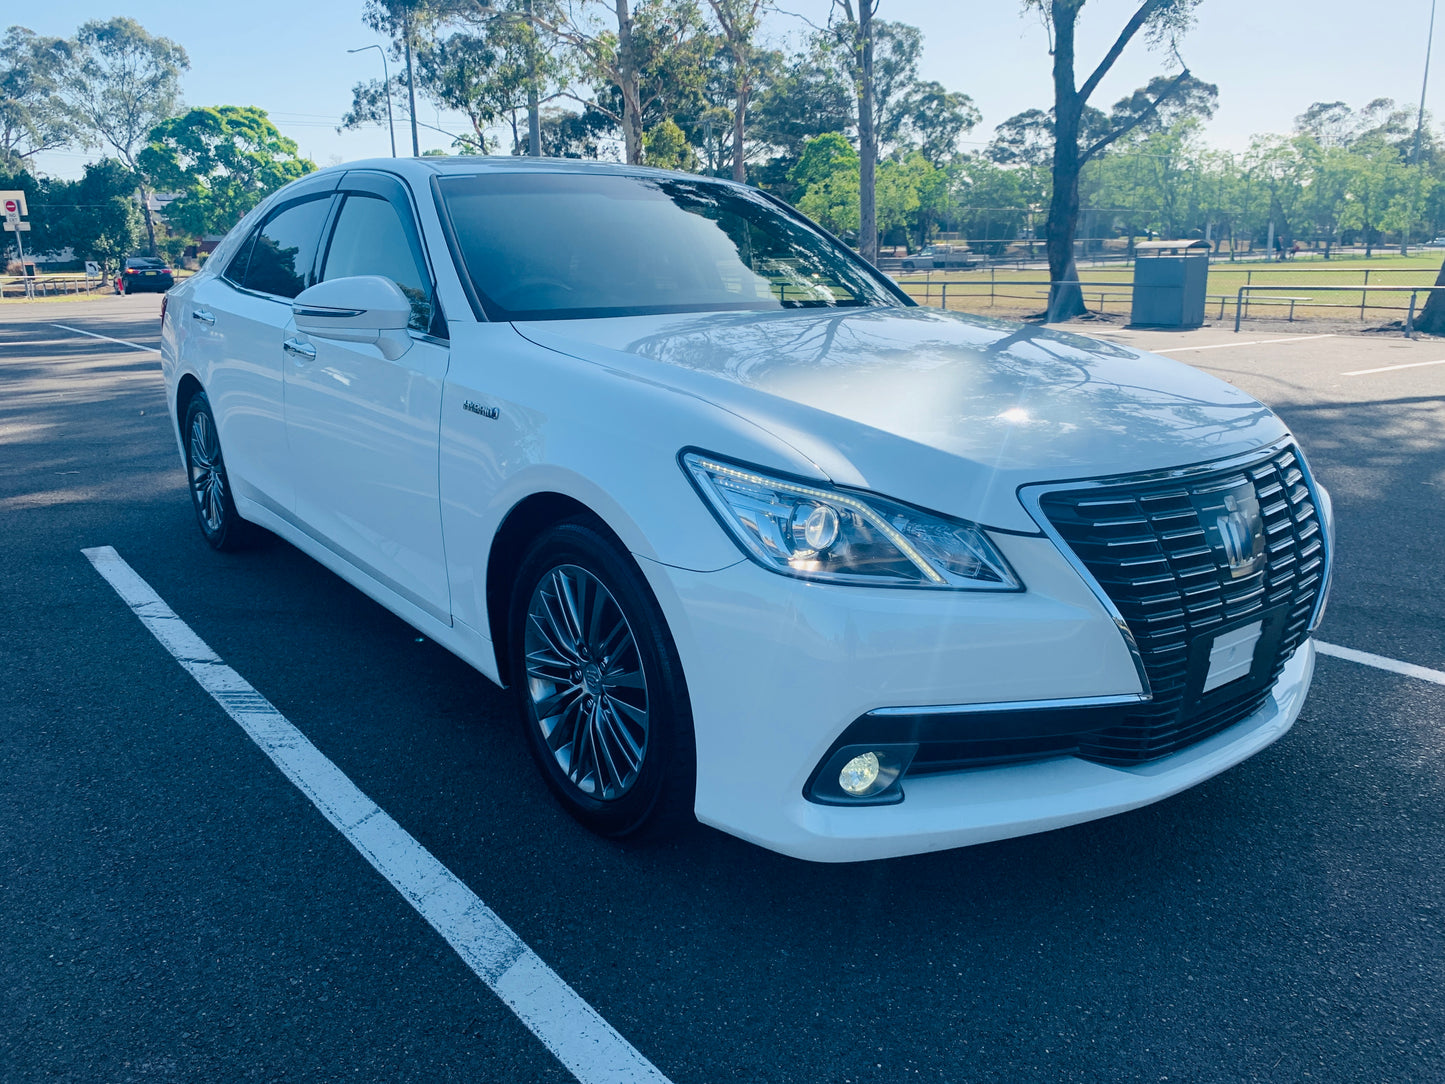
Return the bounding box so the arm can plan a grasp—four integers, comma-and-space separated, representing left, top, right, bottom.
1315, 641, 1445, 686
81, 545, 671, 1084
1152, 334, 1336, 354
1341, 358, 1445, 377
50, 323, 159, 354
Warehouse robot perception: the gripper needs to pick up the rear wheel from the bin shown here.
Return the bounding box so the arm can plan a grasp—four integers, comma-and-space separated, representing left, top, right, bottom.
510, 521, 695, 838
183, 392, 253, 551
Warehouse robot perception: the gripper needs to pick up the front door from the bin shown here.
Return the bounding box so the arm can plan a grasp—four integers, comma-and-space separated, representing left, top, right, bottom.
283, 180, 452, 623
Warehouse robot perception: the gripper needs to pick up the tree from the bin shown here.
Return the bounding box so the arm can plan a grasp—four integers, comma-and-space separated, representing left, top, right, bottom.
542, 0, 709, 165
1340, 135, 1407, 258
535, 102, 614, 156
902, 81, 979, 167
953, 154, 1027, 255
48, 159, 144, 268
407, 17, 567, 154
747, 40, 852, 194
0, 26, 76, 171
792, 131, 858, 235
1022, 0, 1204, 321
703, 0, 767, 182
643, 115, 697, 168
825, 1, 880, 263
59, 17, 188, 254
362, 0, 456, 157
139, 106, 315, 240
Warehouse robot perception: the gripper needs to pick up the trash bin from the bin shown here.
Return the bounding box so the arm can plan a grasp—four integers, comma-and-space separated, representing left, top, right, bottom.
1130, 239, 1210, 328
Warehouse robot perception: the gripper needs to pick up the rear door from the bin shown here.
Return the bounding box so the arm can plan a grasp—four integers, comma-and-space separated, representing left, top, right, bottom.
194, 179, 337, 514
282, 171, 452, 624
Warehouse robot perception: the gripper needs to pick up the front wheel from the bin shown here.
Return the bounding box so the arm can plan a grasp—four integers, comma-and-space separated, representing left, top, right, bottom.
183, 392, 253, 551
510, 521, 695, 839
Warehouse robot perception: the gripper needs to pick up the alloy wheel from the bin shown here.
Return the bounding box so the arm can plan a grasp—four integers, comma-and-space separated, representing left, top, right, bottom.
523, 564, 650, 801
188, 409, 227, 534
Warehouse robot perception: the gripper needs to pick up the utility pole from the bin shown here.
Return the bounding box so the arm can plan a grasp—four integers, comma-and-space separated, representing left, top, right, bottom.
1408, 0, 1437, 253
404, 10, 420, 156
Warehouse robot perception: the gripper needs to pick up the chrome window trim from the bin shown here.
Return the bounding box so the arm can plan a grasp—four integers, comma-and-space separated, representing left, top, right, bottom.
1014, 435, 1304, 703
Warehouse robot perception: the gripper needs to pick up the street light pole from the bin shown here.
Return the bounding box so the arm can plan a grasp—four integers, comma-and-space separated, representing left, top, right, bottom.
1407, 0, 1437, 253
348, 45, 397, 158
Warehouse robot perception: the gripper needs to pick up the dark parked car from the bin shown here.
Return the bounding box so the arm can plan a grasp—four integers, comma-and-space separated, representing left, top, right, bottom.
115, 256, 174, 294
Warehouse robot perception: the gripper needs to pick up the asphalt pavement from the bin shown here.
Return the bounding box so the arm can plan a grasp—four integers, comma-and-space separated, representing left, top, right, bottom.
2, 297, 1442, 1083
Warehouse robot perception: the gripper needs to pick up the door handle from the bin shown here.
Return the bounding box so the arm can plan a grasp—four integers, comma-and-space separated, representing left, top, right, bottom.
192, 309, 215, 325
283, 338, 317, 361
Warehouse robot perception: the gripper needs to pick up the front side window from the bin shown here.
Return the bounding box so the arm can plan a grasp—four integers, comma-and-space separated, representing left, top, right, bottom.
437, 172, 901, 321
240, 196, 332, 299
321, 194, 434, 332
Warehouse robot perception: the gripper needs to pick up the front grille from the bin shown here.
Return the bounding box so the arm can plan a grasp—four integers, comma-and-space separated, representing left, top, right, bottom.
1038, 445, 1325, 765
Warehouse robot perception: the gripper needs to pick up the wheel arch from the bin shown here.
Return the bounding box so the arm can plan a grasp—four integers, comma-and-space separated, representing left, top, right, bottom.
175, 372, 205, 431
484, 491, 634, 686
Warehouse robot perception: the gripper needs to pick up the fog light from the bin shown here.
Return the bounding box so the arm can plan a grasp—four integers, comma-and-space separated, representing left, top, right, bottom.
838, 751, 881, 795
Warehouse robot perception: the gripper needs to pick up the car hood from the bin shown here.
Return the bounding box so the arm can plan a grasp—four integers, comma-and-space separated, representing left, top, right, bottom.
515, 306, 1288, 534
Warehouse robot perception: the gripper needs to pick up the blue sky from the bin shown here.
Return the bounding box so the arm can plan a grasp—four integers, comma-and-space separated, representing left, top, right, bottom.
26, 0, 1443, 178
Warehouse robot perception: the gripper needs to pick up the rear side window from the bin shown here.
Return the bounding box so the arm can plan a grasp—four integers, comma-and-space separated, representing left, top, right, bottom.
321, 194, 434, 332
239, 196, 332, 299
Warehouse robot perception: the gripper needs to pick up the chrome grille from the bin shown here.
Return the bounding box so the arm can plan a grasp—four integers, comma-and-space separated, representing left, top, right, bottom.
1038, 445, 1325, 764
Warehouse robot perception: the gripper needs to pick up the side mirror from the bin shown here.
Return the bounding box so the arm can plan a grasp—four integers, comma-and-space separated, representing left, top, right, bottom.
293, 276, 413, 360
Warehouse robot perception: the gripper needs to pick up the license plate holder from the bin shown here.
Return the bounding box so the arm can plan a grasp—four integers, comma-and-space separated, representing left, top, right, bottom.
1183, 606, 1290, 714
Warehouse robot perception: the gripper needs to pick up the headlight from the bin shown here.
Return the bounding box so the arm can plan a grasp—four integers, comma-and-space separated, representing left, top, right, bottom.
682, 452, 1021, 590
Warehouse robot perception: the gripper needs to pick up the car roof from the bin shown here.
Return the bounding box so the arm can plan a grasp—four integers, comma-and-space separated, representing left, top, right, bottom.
308, 155, 748, 190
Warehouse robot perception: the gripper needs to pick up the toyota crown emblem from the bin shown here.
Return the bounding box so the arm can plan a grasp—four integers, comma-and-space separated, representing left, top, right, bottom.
1195, 483, 1266, 579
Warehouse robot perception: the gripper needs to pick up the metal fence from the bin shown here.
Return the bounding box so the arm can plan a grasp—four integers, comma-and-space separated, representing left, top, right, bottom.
894, 263, 1443, 332
1, 275, 109, 300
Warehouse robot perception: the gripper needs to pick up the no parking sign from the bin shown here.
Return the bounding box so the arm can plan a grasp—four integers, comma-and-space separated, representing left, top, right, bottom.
1, 190, 27, 219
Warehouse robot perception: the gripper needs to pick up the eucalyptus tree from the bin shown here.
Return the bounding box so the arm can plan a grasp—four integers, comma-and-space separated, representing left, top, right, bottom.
1021, 0, 1205, 321
0, 26, 76, 171
411, 15, 567, 153
539, 0, 709, 165
823, 0, 880, 262
703, 0, 768, 181
59, 17, 189, 254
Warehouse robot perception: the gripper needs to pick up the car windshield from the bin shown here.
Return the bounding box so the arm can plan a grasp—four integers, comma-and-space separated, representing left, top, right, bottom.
126, 258, 166, 269
437, 172, 901, 321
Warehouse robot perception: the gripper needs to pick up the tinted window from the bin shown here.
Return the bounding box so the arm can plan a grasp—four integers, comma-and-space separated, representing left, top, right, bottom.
224, 229, 257, 285
126, 257, 166, 269
241, 197, 332, 299
437, 172, 899, 321
322, 194, 433, 332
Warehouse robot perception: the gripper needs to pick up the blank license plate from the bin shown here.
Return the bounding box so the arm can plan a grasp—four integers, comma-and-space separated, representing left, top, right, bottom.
1202, 620, 1263, 694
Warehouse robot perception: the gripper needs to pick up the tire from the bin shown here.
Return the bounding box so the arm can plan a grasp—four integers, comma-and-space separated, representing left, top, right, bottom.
182, 392, 253, 551
509, 521, 695, 839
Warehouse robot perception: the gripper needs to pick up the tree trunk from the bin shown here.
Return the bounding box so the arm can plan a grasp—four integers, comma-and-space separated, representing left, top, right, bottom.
615, 0, 644, 164
528, 79, 541, 156
137, 182, 158, 257
1045, 6, 1087, 321
1413, 254, 1445, 334
527, 0, 542, 156
857, 2, 877, 264
731, 85, 748, 182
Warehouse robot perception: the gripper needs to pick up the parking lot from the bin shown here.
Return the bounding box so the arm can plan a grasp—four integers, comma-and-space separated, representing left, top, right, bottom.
2, 296, 1442, 1082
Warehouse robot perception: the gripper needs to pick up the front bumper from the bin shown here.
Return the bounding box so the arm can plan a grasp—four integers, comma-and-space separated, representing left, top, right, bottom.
638, 531, 1315, 862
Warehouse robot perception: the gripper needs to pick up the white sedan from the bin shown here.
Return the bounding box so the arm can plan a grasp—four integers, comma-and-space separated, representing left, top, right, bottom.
160, 158, 1332, 862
